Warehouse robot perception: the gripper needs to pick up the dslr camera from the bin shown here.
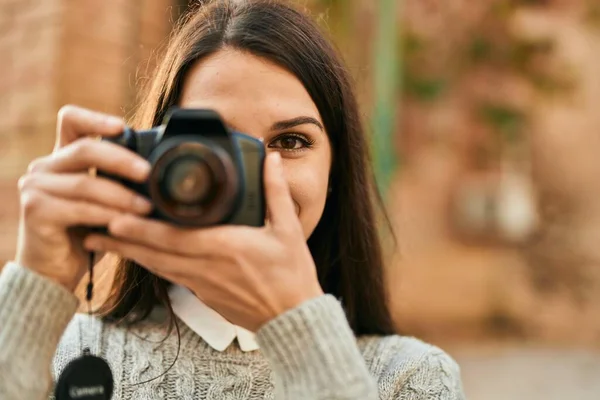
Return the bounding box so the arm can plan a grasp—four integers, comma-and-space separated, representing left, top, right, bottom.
101, 108, 265, 227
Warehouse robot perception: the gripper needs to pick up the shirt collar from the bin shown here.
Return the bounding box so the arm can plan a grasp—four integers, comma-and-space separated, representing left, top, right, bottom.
167, 285, 259, 352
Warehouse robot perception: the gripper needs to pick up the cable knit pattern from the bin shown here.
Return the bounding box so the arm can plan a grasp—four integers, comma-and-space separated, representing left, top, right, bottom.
0, 263, 465, 399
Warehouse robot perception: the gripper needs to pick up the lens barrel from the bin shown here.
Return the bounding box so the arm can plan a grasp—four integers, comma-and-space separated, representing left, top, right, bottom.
147, 138, 238, 226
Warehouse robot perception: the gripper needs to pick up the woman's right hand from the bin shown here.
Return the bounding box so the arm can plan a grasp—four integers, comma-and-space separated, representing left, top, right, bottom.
14, 105, 153, 292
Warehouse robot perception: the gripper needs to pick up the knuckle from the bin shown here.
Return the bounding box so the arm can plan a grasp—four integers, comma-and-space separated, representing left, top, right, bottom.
278, 227, 296, 241
76, 136, 95, 150
17, 175, 26, 192
71, 137, 95, 158
165, 231, 184, 251
230, 252, 246, 267
26, 157, 45, 174
279, 219, 302, 238
278, 223, 295, 236
125, 191, 139, 210
72, 174, 90, 193
20, 189, 43, 216
17, 174, 36, 192
57, 104, 78, 123
90, 203, 117, 222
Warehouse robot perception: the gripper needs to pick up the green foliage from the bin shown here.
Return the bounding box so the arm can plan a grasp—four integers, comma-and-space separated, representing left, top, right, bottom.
478, 103, 527, 144
311, 0, 354, 59
403, 31, 426, 56
400, 2, 573, 145
371, 0, 400, 198
492, 0, 551, 17
511, 38, 554, 69
403, 74, 447, 102
312, 0, 400, 197
468, 36, 495, 63
400, 31, 447, 102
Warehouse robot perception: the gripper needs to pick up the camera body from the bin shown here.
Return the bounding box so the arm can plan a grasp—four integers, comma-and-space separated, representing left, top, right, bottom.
101, 108, 265, 227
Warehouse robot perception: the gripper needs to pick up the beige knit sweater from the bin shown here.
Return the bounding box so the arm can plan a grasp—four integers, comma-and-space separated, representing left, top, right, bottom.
0, 262, 465, 399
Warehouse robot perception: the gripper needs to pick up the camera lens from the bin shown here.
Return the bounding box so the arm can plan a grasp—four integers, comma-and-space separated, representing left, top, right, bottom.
163, 157, 214, 205
148, 138, 238, 226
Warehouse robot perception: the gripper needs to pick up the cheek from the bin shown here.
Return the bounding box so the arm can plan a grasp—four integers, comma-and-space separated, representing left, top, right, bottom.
283, 159, 330, 239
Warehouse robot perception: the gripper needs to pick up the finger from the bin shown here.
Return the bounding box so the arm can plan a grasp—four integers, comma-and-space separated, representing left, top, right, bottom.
20, 189, 123, 227
19, 173, 152, 214
30, 138, 150, 182
55, 105, 125, 150
83, 234, 193, 280
106, 214, 253, 257
263, 152, 298, 233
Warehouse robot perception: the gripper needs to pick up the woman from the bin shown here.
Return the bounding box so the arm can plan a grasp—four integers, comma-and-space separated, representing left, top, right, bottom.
0, 1, 464, 399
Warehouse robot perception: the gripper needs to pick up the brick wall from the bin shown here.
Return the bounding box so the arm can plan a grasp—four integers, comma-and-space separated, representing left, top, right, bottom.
1, 0, 62, 264
1, 0, 175, 266
389, 5, 600, 345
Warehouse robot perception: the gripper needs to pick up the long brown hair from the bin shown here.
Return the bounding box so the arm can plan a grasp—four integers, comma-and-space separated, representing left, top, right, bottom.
99, 0, 395, 336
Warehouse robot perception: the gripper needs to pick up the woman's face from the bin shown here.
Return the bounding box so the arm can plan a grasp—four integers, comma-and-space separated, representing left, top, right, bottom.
179, 49, 332, 239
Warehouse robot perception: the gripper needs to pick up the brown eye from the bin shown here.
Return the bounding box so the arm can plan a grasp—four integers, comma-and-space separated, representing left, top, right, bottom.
269, 133, 315, 151
280, 137, 299, 149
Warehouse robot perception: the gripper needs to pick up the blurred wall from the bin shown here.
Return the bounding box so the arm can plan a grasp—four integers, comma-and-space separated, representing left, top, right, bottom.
388, 0, 600, 347
1, 0, 175, 265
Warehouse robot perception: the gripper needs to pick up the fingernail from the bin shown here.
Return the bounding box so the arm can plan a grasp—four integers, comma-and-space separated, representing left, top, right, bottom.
105, 116, 124, 128
134, 160, 151, 176
133, 196, 152, 213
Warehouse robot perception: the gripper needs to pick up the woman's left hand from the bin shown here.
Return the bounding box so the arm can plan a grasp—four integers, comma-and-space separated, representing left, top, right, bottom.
84, 152, 324, 332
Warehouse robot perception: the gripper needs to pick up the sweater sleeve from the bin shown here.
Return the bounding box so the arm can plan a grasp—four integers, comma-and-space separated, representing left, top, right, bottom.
389, 348, 465, 400
255, 294, 379, 400
0, 262, 79, 400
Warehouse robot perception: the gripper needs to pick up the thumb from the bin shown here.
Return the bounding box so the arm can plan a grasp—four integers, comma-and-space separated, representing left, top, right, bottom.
264, 152, 297, 232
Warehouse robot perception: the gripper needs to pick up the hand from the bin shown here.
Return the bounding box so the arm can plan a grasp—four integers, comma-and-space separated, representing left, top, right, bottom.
83, 152, 324, 331
15, 105, 153, 291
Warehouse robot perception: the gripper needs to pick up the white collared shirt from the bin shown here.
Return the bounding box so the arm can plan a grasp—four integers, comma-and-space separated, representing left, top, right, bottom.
167, 285, 259, 352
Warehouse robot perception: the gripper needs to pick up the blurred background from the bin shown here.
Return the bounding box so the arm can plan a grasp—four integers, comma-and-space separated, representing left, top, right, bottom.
2, 0, 600, 398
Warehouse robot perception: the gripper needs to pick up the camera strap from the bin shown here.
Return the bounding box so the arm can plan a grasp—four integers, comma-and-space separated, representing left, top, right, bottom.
54, 252, 114, 400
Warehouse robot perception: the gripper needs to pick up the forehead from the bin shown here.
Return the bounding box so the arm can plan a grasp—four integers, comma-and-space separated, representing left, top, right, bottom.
179, 49, 322, 132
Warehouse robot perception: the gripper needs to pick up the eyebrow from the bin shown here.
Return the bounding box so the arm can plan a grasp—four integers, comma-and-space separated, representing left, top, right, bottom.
270, 116, 324, 132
